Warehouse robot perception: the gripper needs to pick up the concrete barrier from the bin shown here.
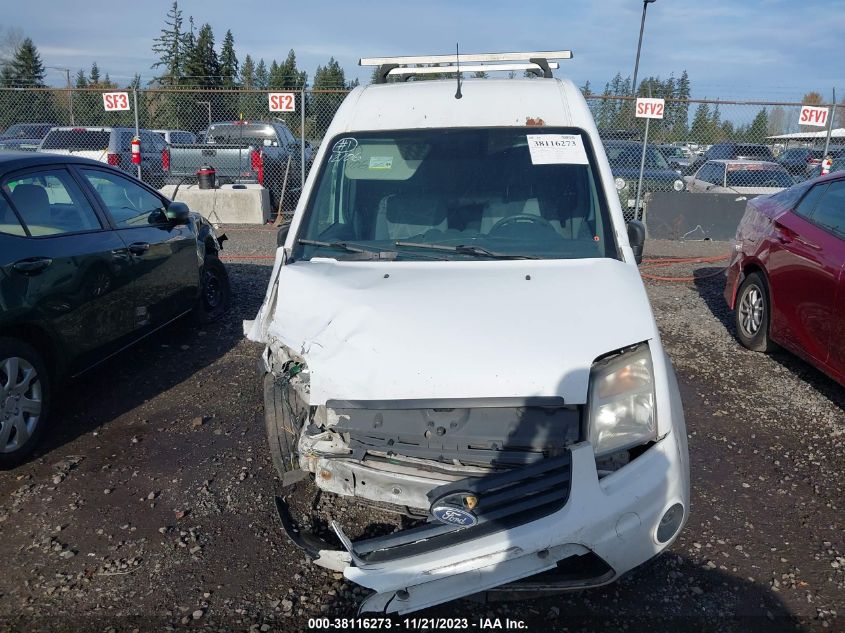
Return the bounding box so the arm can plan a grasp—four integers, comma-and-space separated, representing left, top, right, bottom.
159, 184, 270, 225
646, 192, 748, 241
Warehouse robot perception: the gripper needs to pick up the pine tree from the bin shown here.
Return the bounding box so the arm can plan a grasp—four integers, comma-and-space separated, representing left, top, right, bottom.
690, 102, 711, 142
0, 38, 54, 127
596, 82, 615, 129
219, 29, 238, 87
152, 1, 184, 85
312, 58, 348, 136
240, 54, 255, 88
268, 60, 282, 89
6, 37, 45, 86
254, 59, 268, 89
183, 23, 220, 87
89, 62, 101, 86
675, 70, 691, 139
747, 108, 769, 143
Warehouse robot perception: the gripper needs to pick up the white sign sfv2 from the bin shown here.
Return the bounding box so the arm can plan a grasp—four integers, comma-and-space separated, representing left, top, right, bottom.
635, 97, 665, 119
268, 93, 296, 112
102, 92, 130, 111
799, 105, 829, 128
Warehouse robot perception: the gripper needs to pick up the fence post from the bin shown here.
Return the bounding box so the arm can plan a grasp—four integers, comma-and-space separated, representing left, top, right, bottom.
300, 88, 306, 188
822, 88, 836, 160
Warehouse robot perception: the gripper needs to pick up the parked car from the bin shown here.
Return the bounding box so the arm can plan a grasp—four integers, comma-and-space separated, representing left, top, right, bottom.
686, 142, 776, 175
37, 127, 170, 187
807, 157, 845, 180
656, 144, 691, 171
604, 140, 685, 213
0, 152, 230, 466
166, 121, 303, 209
152, 129, 197, 145
685, 159, 794, 195
247, 56, 689, 614
725, 171, 845, 385
777, 147, 826, 177
0, 123, 56, 152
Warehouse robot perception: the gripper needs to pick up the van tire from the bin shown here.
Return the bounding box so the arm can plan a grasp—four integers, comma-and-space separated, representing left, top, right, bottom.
264, 372, 299, 479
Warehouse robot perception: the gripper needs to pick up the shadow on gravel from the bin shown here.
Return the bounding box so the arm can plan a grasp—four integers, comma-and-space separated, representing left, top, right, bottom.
693, 266, 844, 409
313, 553, 811, 633
28, 262, 272, 463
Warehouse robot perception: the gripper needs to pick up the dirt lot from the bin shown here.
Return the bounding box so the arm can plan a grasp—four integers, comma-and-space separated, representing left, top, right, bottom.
0, 228, 842, 633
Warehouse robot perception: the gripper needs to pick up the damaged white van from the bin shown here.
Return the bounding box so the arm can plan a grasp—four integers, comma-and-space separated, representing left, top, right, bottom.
246, 50, 689, 614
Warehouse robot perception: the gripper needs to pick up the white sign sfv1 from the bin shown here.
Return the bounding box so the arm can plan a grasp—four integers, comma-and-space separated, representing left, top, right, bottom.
799, 105, 829, 128
102, 92, 130, 111
635, 97, 665, 119
268, 93, 296, 112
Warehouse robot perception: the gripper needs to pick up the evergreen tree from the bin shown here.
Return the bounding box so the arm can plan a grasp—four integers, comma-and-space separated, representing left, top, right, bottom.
596, 82, 615, 129
240, 54, 255, 88
747, 108, 769, 142
690, 102, 711, 142
89, 62, 101, 86
219, 29, 238, 87
152, 1, 184, 85
183, 23, 220, 87
254, 59, 268, 89
675, 70, 691, 138
312, 57, 348, 136
5, 37, 45, 86
0, 38, 54, 127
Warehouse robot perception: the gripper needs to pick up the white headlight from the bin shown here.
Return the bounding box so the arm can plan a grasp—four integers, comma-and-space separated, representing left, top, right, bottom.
587, 344, 656, 457
673, 179, 685, 192
615, 177, 627, 191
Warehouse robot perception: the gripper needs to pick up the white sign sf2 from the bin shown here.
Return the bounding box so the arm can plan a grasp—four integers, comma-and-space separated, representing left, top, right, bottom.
268, 93, 295, 112
799, 105, 829, 128
635, 97, 665, 119
102, 92, 130, 111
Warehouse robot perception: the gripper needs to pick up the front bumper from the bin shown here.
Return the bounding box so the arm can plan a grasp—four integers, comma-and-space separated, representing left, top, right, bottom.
276, 429, 689, 614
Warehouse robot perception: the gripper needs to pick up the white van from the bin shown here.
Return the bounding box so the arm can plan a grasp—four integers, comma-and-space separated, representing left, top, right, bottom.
246, 51, 689, 614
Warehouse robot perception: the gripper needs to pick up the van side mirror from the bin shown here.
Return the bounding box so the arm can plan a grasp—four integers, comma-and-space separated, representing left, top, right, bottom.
277, 222, 291, 247
626, 219, 646, 265
166, 200, 190, 223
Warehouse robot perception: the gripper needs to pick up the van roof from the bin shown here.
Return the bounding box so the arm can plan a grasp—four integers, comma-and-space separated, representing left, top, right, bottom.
330, 78, 593, 134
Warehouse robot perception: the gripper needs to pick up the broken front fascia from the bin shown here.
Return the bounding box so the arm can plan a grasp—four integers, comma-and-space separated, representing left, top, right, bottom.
249, 258, 687, 612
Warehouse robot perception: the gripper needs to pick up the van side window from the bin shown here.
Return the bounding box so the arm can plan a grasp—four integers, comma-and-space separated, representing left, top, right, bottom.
3, 169, 102, 236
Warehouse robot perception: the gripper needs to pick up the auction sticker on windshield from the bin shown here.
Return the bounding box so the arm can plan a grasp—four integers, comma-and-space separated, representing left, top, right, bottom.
527, 134, 588, 165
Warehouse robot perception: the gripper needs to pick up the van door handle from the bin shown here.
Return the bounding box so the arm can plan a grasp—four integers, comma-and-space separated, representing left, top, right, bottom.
128, 242, 151, 256
12, 257, 52, 275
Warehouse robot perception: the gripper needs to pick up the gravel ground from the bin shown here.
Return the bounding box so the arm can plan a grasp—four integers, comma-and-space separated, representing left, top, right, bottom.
0, 226, 841, 633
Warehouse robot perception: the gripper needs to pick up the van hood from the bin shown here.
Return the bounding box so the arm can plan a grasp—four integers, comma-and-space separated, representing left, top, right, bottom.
252, 257, 657, 405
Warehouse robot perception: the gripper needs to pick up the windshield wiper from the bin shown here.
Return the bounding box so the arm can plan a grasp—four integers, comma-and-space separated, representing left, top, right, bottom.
297, 238, 394, 259
395, 241, 540, 260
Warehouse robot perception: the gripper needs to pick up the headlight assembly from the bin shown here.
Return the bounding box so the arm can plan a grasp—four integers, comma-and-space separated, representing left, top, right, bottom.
587, 343, 656, 458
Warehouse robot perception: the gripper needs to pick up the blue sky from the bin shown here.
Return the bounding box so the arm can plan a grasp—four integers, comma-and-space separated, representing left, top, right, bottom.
8, 0, 845, 102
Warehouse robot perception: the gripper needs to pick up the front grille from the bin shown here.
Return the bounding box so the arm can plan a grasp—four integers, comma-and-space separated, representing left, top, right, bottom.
346, 452, 572, 563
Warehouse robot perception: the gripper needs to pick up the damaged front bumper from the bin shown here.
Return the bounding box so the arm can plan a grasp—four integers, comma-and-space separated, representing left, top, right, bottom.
276, 431, 688, 614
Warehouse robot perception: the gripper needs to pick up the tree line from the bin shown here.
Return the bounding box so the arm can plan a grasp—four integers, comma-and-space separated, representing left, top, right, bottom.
1, 13, 843, 141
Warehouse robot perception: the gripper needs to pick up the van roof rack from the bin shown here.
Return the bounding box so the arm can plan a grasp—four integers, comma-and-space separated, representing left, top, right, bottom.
360, 50, 573, 83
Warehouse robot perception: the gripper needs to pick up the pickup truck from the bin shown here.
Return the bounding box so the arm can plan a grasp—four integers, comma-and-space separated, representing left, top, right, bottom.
166, 121, 303, 209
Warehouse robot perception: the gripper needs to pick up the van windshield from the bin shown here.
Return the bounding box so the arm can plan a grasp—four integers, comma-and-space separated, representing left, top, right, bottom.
296, 128, 618, 261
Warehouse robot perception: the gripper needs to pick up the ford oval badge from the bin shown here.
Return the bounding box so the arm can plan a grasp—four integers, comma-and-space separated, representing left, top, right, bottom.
431, 506, 477, 527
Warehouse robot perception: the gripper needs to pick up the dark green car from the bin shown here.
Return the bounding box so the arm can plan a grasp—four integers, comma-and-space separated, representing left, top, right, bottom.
0, 153, 230, 466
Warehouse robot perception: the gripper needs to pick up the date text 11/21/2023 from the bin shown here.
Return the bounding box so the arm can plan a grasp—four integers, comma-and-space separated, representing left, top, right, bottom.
307, 616, 530, 630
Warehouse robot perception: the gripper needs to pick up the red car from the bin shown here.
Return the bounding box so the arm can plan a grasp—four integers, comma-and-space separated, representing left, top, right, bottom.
725, 171, 845, 386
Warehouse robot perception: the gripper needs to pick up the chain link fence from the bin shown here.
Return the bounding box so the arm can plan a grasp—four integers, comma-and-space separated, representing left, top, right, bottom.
0, 87, 841, 224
